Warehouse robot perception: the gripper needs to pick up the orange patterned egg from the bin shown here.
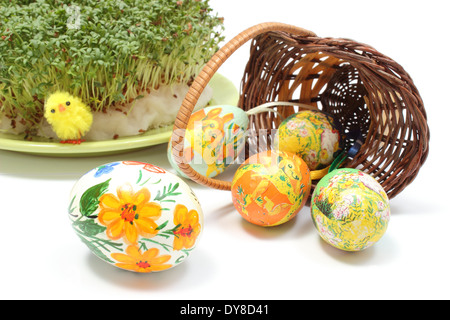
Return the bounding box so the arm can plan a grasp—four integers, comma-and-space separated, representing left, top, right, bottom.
231, 150, 311, 227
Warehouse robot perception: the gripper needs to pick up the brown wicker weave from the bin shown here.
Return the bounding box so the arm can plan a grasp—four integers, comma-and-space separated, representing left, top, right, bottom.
171, 22, 429, 199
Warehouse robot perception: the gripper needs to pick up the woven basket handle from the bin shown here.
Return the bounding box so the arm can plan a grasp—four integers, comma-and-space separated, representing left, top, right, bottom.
171, 22, 316, 191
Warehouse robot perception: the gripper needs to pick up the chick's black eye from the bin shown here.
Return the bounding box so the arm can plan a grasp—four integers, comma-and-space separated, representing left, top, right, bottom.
51, 109, 55, 113
66, 101, 70, 106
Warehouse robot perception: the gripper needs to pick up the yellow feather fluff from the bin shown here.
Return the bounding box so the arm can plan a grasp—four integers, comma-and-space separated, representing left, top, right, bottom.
44, 91, 93, 143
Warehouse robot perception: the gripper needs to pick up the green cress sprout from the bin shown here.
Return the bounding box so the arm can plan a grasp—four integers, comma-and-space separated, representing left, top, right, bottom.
0, 0, 224, 136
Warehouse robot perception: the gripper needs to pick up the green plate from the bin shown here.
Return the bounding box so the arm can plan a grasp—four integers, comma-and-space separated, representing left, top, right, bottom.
0, 74, 238, 157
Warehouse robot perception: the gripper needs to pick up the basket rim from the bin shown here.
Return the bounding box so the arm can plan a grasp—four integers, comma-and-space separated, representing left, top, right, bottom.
170, 22, 317, 191
170, 22, 429, 198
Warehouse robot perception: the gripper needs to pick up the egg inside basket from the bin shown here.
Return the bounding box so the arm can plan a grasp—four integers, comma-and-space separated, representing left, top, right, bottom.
170, 23, 430, 199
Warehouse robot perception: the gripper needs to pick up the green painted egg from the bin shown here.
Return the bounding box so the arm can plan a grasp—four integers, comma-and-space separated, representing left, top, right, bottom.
311, 168, 390, 251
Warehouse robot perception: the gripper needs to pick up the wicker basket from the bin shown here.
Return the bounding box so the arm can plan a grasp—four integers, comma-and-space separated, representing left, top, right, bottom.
171, 22, 429, 199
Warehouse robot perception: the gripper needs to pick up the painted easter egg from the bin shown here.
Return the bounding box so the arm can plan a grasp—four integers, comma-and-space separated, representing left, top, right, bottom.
68, 161, 203, 273
311, 168, 390, 251
231, 150, 311, 227
168, 105, 249, 178
275, 110, 341, 170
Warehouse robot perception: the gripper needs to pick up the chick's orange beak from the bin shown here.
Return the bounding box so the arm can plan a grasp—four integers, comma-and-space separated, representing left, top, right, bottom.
58, 104, 66, 112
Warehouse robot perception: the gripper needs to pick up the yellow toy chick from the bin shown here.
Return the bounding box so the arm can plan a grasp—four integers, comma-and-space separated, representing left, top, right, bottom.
44, 91, 93, 144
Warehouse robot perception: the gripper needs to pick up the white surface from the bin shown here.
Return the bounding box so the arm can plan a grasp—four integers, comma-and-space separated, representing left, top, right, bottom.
0, 0, 448, 300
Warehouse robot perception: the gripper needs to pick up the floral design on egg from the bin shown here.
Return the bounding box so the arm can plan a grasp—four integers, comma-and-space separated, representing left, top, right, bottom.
311, 168, 390, 252
69, 161, 204, 273
168, 105, 249, 179
172, 204, 202, 251
275, 110, 341, 170
111, 246, 172, 273
122, 161, 166, 174
98, 184, 162, 244
231, 150, 311, 227
94, 162, 119, 178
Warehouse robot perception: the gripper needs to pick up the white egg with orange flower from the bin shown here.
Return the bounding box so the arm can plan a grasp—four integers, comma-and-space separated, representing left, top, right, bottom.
68, 161, 203, 273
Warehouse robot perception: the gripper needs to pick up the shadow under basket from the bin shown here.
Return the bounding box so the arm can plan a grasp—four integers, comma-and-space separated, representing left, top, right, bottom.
171, 22, 430, 199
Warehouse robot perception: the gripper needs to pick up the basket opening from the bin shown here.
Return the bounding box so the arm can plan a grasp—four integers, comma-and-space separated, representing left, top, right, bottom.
234, 30, 428, 198
240, 47, 372, 158
321, 63, 370, 150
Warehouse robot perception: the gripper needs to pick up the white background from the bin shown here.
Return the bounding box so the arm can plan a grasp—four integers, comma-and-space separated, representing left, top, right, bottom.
0, 0, 448, 300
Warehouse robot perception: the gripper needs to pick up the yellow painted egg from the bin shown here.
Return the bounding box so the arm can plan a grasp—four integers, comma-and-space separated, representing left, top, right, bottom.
275, 110, 341, 170
231, 150, 311, 227
68, 161, 203, 273
311, 168, 390, 251
169, 105, 249, 178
